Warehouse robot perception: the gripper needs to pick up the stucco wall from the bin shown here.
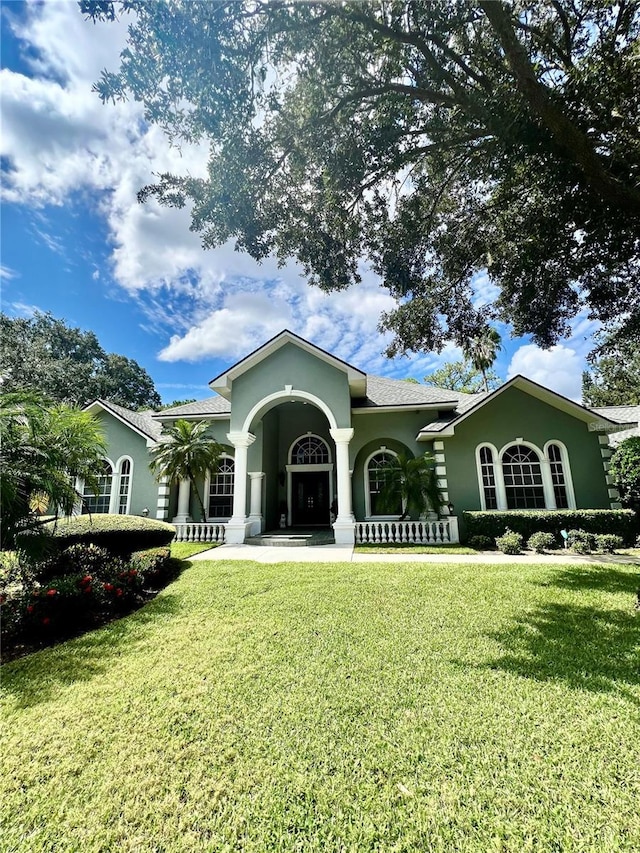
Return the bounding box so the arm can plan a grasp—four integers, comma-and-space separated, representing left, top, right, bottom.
443, 387, 611, 526
230, 342, 352, 431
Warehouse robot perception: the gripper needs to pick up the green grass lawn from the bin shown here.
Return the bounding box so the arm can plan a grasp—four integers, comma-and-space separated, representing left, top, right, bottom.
170, 541, 219, 560
2, 559, 639, 852
354, 543, 478, 554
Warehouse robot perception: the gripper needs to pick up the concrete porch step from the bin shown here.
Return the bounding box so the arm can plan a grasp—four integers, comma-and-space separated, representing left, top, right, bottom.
245, 529, 335, 547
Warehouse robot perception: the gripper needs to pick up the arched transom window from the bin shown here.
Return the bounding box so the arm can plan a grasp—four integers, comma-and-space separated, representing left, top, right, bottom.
290, 435, 330, 465
502, 445, 545, 509
208, 457, 234, 519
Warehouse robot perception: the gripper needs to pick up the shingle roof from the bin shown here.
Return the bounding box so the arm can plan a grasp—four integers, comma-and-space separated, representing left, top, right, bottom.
153, 396, 231, 418
353, 375, 466, 408
95, 400, 164, 441
590, 405, 640, 445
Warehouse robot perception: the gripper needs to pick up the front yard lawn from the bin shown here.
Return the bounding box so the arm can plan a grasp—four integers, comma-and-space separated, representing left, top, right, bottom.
355, 543, 478, 554
2, 559, 639, 852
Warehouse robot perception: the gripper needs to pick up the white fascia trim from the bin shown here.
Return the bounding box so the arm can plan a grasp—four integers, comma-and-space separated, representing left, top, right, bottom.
417, 427, 456, 441
209, 330, 366, 398
353, 404, 455, 415
84, 401, 157, 444
154, 413, 231, 423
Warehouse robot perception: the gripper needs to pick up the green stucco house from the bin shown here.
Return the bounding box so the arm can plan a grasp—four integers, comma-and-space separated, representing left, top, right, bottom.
83, 330, 632, 545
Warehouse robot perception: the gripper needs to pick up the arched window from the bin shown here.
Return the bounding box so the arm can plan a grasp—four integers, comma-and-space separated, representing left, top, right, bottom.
117, 458, 132, 514
208, 456, 234, 519
547, 443, 569, 509
366, 450, 401, 517
502, 444, 546, 509
83, 459, 113, 514
290, 435, 330, 465
479, 446, 498, 510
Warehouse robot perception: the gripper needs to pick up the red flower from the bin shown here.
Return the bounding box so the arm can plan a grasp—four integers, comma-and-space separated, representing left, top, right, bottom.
46, 589, 57, 597
129, 569, 138, 576
115, 588, 123, 597
80, 575, 92, 585
103, 583, 114, 592
42, 617, 50, 625
26, 605, 34, 614
83, 587, 92, 595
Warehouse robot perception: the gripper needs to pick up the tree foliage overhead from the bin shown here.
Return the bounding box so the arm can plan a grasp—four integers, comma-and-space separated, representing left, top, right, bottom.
0, 312, 161, 410
609, 437, 640, 509
581, 329, 640, 406
83, 0, 640, 353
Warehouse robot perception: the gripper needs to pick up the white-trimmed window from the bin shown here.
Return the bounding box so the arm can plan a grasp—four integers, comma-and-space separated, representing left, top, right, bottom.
82, 459, 113, 514
365, 449, 402, 517
116, 458, 132, 514
290, 435, 330, 465
208, 456, 234, 519
475, 441, 575, 511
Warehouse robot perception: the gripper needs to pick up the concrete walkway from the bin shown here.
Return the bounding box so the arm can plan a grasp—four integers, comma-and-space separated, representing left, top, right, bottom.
189, 543, 640, 565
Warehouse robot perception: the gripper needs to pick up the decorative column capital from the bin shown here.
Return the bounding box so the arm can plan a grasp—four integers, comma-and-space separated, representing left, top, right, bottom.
227, 431, 256, 449
329, 427, 354, 444
248, 471, 265, 480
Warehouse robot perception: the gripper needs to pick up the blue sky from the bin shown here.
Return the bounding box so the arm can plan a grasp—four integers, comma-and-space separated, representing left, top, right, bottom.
1, 1, 599, 404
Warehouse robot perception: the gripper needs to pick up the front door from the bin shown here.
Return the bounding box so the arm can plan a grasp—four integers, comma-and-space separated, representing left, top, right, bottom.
292, 471, 330, 526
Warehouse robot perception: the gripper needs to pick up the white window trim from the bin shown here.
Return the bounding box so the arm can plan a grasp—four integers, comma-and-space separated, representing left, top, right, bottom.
475, 440, 576, 511
113, 455, 134, 515
77, 456, 115, 515
288, 433, 332, 465
364, 447, 404, 520
204, 453, 235, 522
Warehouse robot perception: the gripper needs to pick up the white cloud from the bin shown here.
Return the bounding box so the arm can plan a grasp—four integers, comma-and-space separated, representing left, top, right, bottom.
507, 344, 583, 400
0, 265, 19, 280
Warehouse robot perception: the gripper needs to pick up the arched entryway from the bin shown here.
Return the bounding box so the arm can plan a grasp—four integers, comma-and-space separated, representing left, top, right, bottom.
287, 434, 334, 527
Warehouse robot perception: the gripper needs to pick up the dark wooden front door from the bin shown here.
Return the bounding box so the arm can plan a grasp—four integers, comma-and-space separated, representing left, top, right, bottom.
292, 471, 330, 526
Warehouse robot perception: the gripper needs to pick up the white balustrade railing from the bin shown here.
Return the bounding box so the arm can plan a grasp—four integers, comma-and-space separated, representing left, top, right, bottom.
173, 522, 226, 543
355, 517, 459, 545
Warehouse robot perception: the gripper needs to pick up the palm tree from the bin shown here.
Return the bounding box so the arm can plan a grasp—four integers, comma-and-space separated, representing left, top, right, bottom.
463, 327, 502, 393
377, 452, 442, 520
0, 391, 107, 546
149, 419, 223, 521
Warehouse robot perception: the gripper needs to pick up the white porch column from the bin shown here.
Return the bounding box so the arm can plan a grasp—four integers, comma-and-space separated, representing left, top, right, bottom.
156, 476, 170, 520
225, 431, 256, 543
172, 478, 191, 523
541, 458, 557, 510
247, 471, 265, 535
330, 427, 355, 545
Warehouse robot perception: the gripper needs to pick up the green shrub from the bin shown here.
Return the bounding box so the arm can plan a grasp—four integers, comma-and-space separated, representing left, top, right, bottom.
567, 529, 595, 553
594, 533, 624, 553
17, 515, 176, 561
527, 531, 557, 553
495, 529, 523, 555
129, 547, 177, 587
467, 535, 494, 550
35, 543, 114, 582
463, 510, 637, 545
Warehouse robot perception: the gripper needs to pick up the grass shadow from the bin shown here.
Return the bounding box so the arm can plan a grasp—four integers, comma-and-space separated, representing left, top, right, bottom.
483, 598, 639, 702
1, 562, 195, 709
539, 564, 639, 595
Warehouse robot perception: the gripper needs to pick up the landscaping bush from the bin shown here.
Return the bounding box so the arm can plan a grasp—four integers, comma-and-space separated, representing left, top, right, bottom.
594, 533, 624, 553
467, 535, 494, 550
495, 529, 523, 555
567, 529, 595, 554
463, 509, 637, 545
17, 515, 176, 561
527, 531, 557, 553
34, 543, 115, 582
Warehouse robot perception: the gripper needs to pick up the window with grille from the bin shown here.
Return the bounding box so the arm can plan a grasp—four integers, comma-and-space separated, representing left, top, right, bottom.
83, 460, 113, 514
117, 459, 131, 514
502, 445, 545, 509
291, 435, 330, 464
208, 458, 234, 518
479, 446, 498, 509
548, 443, 569, 508
367, 451, 401, 516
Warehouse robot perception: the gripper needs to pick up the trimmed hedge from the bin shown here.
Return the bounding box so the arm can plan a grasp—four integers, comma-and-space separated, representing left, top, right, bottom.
463, 509, 638, 546
17, 514, 176, 560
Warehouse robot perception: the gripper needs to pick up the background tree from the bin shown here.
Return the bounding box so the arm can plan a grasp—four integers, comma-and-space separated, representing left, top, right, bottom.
156, 398, 198, 411
424, 360, 500, 394
609, 437, 640, 511
0, 391, 107, 547
377, 452, 442, 520
581, 331, 640, 406
84, 0, 640, 355
0, 312, 161, 410
149, 420, 222, 521
462, 327, 502, 393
